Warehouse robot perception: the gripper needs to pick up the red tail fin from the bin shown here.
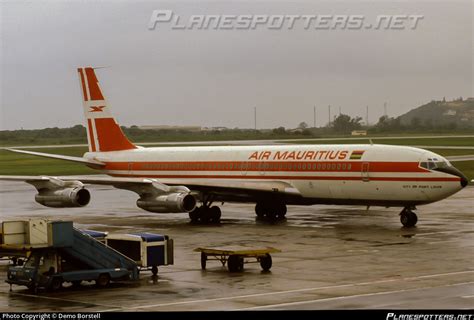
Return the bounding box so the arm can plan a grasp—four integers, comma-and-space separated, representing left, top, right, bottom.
77, 67, 136, 152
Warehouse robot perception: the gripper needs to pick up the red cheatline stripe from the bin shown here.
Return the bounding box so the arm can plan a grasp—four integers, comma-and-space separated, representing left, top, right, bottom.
103, 161, 430, 173
87, 119, 96, 152
107, 173, 460, 182
78, 68, 88, 101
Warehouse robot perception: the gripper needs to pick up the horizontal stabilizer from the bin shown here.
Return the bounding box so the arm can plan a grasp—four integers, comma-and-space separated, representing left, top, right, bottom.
4, 148, 105, 167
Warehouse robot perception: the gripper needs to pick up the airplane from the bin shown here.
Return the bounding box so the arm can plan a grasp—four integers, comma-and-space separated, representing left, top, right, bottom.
0, 67, 469, 227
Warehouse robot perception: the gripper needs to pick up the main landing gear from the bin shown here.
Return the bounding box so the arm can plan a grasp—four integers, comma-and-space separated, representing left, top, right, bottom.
189, 196, 221, 224
255, 201, 287, 220
400, 207, 418, 227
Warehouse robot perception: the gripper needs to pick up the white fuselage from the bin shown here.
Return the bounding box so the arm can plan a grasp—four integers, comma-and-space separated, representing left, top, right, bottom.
84, 144, 463, 206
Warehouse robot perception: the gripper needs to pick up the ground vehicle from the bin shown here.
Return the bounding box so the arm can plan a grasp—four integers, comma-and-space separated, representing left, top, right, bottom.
2, 220, 141, 292
6, 248, 132, 291
195, 246, 280, 272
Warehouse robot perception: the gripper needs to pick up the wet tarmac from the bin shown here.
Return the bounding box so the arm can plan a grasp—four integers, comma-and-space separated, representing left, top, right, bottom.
0, 181, 472, 311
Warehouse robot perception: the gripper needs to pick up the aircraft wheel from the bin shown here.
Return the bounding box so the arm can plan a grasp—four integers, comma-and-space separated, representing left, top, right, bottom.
201, 252, 207, 270
200, 208, 212, 223
400, 209, 418, 227
275, 203, 287, 219
189, 207, 201, 222
255, 203, 265, 218
210, 206, 221, 223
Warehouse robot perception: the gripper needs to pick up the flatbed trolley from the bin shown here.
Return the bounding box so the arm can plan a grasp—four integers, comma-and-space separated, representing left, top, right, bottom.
194, 246, 281, 272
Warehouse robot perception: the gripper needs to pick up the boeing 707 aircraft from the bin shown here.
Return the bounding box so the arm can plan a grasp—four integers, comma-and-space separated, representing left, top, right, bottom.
1, 67, 469, 227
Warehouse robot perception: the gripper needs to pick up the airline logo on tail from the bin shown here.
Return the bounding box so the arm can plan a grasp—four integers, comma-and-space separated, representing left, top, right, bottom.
89, 106, 106, 112
77, 67, 136, 153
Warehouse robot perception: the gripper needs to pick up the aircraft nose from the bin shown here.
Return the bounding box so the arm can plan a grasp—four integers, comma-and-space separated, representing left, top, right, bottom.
449, 167, 468, 188
460, 174, 469, 188
435, 166, 468, 188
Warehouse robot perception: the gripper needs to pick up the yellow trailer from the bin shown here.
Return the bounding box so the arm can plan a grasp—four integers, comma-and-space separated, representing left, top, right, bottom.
194, 246, 281, 272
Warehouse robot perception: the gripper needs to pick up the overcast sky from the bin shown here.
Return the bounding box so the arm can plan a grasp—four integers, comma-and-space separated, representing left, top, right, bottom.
0, 0, 472, 130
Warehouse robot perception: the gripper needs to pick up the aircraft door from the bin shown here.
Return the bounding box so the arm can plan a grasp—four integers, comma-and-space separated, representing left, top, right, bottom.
361, 162, 370, 182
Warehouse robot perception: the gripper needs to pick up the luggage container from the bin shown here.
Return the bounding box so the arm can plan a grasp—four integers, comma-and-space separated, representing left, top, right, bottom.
105, 232, 173, 275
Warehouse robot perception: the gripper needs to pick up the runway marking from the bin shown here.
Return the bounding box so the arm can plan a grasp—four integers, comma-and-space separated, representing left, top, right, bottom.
237, 281, 474, 310
427, 240, 462, 245
98, 270, 474, 311
1, 291, 122, 309
416, 230, 472, 237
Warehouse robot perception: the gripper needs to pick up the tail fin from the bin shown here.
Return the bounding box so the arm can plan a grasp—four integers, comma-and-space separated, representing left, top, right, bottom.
77, 67, 137, 152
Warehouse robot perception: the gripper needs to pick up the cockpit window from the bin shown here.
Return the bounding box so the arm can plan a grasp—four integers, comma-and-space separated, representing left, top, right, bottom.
419, 158, 450, 170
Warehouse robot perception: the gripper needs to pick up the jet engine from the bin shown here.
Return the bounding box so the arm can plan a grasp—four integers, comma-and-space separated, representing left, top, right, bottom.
136, 192, 196, 213
35, 187, 91, 208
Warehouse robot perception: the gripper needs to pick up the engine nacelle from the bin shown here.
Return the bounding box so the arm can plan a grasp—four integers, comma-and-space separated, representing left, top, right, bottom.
136, 193, 196, 213
35, 187, 91, 208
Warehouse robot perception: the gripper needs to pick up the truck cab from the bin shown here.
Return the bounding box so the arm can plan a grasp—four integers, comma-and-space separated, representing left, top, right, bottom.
7, 249, 60, 290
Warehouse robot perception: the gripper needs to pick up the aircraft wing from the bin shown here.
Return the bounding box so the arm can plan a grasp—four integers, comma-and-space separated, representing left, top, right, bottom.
0, 175, 302, 202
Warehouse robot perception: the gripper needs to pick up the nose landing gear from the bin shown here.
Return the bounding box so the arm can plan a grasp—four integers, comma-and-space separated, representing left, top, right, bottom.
400, 207, 418, 227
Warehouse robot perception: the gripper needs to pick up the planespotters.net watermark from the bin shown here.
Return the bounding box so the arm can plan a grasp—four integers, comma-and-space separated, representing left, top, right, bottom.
148, 10, 424, 31
386, 313, 474, 320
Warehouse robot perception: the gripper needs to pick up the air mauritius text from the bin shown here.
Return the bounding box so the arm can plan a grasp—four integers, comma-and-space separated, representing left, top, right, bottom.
148, 10, 424, 30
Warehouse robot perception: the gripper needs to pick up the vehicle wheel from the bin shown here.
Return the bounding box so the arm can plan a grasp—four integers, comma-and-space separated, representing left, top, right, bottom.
238, 257, 244, 271
260, 254, 272, 271
201, 252, 207, 270
50, 277, 62, 291
71, 280, 82, 287
96, 273, 110, 287
401, 211, 418, 227
210, 206, 222, 223
151, 266, 158, 276
228, 255, 242, 272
